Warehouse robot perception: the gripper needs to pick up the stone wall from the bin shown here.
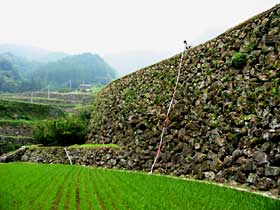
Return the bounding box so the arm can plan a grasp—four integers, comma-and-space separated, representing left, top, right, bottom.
0, 136, 35, 155
0, 125, 34, 155
0, 146, 122, 168
85, 4, 280, 195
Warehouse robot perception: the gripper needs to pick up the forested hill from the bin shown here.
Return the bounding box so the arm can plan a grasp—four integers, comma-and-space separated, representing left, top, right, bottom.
0, 53, 41, 92
31, 53, 117, 89
0, 51, 117, 92
0, 53, 41, 75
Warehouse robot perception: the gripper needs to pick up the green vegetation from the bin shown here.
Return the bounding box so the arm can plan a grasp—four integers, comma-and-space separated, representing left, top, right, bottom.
0, 91, 93, 154
124, 88, 137, 102
0, 96, 84, 111
0, 51, 115, 92
0, 99, 64, 120
0, 119, 35, 127
91, 85, 103, 96
0, 134, 33, 139
0, 53, 41, 92
231, 52, 248, 69
0, 144, 21, 155
0, 163, 279, 210
33, 115, 87, 146
68, 143, 120, 149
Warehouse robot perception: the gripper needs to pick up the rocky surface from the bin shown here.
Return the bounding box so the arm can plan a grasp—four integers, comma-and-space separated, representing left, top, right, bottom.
0, 125, 34, 155
84, 4, 280, 195
0, 146, 121, 168
0, 135, 35, 155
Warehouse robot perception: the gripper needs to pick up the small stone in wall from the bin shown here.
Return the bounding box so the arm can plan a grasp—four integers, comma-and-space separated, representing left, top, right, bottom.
232, 149, 243, 160
203, 171, 215, 181
265, 166, 280, 177
256, 177, 275, 191
215, 137, 225, 147
253, 151, 268, 165
247, 173, 257, 184
260, 142, 271, 152
194, 143, 201, 150
222, 156, 232, 167
193, 153, 206, 163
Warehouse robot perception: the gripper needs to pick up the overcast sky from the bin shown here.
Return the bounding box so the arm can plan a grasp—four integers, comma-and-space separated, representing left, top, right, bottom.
0, 0, 278, 55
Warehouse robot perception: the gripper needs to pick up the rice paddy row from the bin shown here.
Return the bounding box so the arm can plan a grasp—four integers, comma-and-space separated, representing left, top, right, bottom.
0, 163, 279, 210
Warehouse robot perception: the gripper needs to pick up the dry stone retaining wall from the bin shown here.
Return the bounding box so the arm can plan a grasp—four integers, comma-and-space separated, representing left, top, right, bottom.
85, 4, 280, 195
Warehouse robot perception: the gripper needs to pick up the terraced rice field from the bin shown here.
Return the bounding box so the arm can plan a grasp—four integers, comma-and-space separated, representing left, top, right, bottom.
0, 163, 279, 210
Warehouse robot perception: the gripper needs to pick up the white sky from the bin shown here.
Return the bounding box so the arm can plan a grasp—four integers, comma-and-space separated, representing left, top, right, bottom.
0, 0, 278, 54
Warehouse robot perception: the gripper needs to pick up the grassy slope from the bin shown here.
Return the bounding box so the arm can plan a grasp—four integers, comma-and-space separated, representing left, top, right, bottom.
68, 143, 120, 149
0, 99, 64, 120
0, 163, 279, 210
0, 99, 65, 154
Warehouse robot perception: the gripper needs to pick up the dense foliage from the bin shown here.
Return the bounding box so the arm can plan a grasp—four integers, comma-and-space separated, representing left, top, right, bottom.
231, 52, 248, 69
33, 115, 87, 146
0, 54, 42, 92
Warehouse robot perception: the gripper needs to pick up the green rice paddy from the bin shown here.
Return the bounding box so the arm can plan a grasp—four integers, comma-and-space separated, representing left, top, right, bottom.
0, 163, 279, 210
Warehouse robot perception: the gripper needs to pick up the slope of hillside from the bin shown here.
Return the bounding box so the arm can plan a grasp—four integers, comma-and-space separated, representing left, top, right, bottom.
86, 4, 280, 193
0, 54, 43, 92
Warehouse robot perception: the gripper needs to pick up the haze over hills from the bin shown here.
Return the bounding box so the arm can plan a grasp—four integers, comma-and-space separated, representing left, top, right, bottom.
0, 44, 176, 78
0, 46, 117, 92
104, 50, 176, 76
0, 53, 42, 92
0, 44, 68, 63
31, 53, 117, 89
0, 52, 42, 75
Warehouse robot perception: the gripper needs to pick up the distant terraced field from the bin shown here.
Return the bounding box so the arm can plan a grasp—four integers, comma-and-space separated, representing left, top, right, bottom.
0, 91, 93, 111
0, 163, 279, 210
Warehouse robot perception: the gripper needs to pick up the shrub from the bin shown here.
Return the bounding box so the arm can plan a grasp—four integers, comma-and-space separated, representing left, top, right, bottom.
33, 115, 87, 146
124, 88, 136, 102
231, 52, 247, 69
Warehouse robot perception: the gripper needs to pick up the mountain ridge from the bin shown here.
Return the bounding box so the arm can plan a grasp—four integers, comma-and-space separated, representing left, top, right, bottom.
0, 51, 117, 92
0, 44, 69, 63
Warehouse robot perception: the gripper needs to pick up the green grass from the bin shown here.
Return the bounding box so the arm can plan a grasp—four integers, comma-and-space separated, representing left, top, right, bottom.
0, 163, 279, 210
24, 144, 119, 150
0, 134, 33, 139
68, 143, 120, 149
0, 99, 65, 120
1, 96, 80, 102
0, 119, 36, 127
